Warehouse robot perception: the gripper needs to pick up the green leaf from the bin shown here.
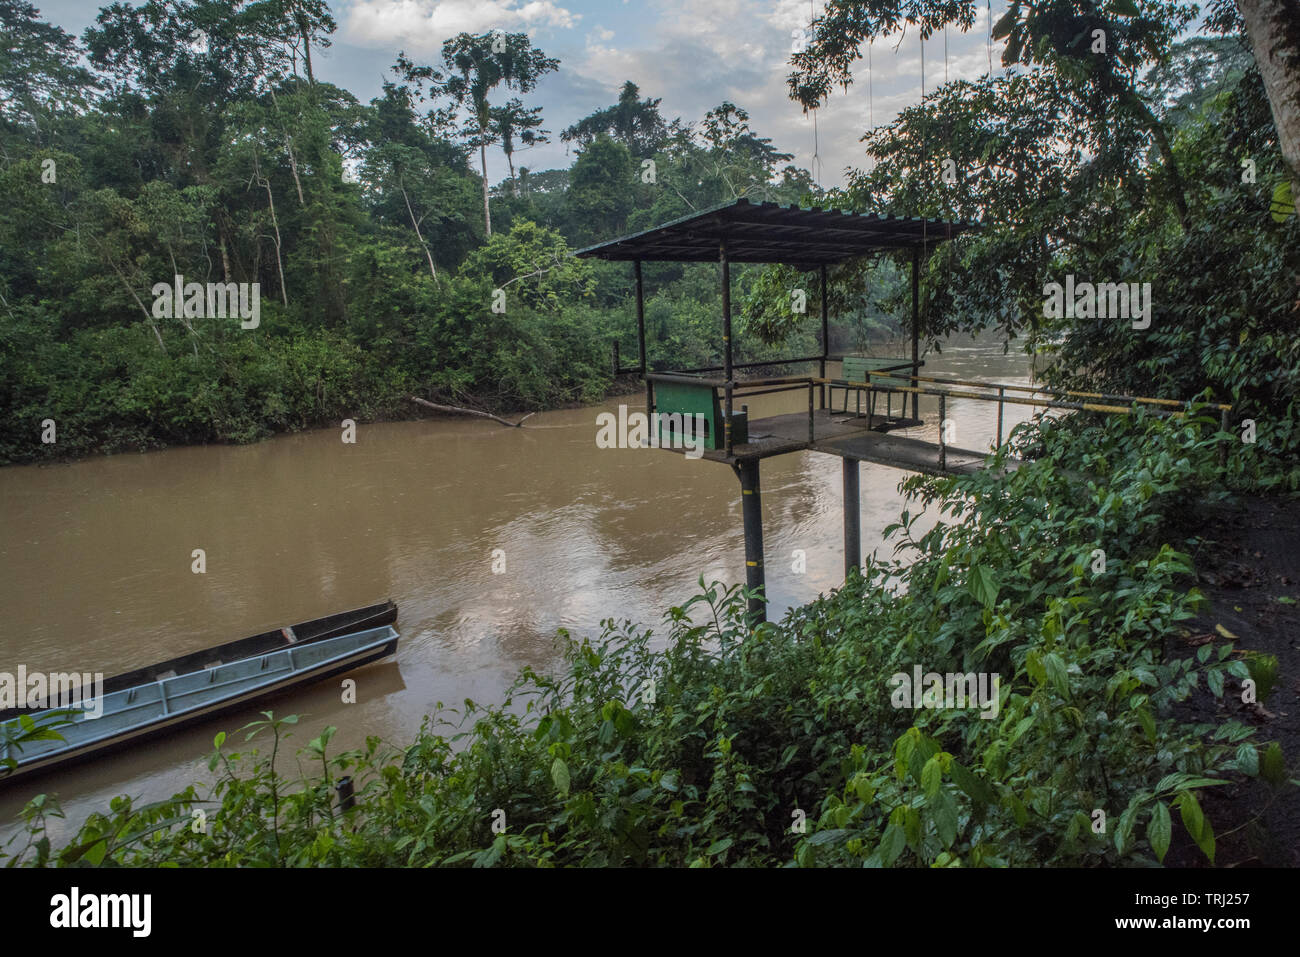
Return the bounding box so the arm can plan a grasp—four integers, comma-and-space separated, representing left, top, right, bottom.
921, 755, 944, 797
992, 4, 1020, 40
1147, 801, 1171, 863
1043, 652, 1070, 697
934, 792, 958, 847
1260, 742, 1287, 786
949, 760, 995, 806
1270, 179, 1295, 223
707, 837, 734, 855
806, 828, 852, 847
968, 566, 1000, 609
550, 757, 570, 798
1178, 790, 1215, 863
84, 839, 108, 867
1109, 0, 1139, 17
879, 823, 906, 865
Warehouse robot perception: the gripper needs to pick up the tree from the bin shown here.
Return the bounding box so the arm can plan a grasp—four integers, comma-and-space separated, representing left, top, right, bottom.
491, 97, 549, 192
1233, 0, 1300, 217
788, 0, 1200, 228
565, 134, 634, 244
0, 0, 95, 146
561, 81, 668, 156
403, 32, 558, 236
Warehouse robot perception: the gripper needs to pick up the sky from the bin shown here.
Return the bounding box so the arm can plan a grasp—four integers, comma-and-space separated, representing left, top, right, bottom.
35, 0, 1020, 189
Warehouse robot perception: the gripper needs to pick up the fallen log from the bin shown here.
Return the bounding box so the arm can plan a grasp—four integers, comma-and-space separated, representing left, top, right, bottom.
409, 395, 534, 428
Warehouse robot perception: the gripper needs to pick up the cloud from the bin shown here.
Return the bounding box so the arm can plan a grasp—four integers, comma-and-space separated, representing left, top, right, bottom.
341, 0, 580, 54
551, 0, 1008, 188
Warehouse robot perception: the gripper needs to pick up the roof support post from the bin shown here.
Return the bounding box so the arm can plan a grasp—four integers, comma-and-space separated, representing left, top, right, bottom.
735, 459, 766, 625
911, 246, 920, 422
843, 458, 860, 581
721, 237, 734, 455
635, 259, 649, 418
819, 264, 829, 410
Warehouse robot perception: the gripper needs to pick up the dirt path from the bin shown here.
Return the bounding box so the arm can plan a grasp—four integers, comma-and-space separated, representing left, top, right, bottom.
1168, 494, 1300, 866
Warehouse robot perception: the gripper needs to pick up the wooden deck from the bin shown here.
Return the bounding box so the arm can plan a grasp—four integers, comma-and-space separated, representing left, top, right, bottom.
693, 409, 1018, 476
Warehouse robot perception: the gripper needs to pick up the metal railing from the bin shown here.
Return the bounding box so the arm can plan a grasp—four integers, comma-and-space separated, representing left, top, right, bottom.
646, 367, 1233, 466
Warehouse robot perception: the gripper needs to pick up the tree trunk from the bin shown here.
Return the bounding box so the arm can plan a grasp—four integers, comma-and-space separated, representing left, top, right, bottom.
479, 136, 492, 236
255, 163, 290, 306
401, 183, 437, 279
299, 19, 315, 85
1236, 0, 1300, 218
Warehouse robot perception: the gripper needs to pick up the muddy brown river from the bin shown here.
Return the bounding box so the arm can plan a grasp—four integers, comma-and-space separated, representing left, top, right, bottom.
0, 339, 1039, 839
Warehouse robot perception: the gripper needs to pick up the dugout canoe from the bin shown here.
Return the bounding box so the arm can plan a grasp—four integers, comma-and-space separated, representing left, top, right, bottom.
0, 600, 399, 784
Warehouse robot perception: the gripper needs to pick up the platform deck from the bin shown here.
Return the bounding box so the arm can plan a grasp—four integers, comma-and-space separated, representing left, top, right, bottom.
694, 409, 1017, 475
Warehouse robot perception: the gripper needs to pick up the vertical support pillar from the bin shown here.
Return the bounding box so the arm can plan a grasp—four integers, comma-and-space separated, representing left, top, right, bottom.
819, 264, 829, 409
736, 460, 766, 624
996, 386, 1005, 449
721, 238, 734, 455
911, 246, 920, 422
635, 259, 649, 418
843, 458, 861, 580
938, 393, 947, 471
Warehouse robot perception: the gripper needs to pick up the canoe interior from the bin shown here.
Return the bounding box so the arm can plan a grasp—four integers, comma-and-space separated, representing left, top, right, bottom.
1, 625, 400, 768
0, 599, 396, 723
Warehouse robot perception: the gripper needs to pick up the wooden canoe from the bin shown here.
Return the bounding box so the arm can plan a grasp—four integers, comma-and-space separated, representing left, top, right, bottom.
0, 600, 399, 784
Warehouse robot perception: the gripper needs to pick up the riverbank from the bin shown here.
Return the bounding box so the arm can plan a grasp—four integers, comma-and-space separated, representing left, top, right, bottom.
7, 404, 1293, 866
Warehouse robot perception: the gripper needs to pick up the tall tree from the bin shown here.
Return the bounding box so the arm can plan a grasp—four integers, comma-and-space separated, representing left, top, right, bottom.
561, 80, 668, 156
490, 96, 549, 192
1232, 0, 1300, 217
0, 0, 96, 146
788, 1, 1199, 228
404, 32, 558, 236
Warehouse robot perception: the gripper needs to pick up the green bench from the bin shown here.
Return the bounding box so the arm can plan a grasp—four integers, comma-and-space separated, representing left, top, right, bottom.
653, 378, 747, 450
831, 356, 914, 420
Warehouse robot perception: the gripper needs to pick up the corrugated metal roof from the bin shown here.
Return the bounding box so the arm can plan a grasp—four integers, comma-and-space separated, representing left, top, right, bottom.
573, 198, 979, 266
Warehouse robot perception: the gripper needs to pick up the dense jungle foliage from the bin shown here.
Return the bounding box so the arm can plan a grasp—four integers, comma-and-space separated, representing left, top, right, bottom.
2, 0, 1298, 867
4, 410, 1295, 866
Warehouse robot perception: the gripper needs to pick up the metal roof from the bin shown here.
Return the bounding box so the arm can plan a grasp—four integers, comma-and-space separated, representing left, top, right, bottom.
573, 198, 979, 267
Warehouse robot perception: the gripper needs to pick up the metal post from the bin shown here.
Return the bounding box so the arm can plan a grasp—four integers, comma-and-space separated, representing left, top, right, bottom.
911, 246, 920, 422
336, 775, 356, 812
996, 386, 1005, 448
808, 382, 814, 442
737, 460, 766, 624
819, 264, 829, 409
843, 459, 861, 579
938, 393, 947, 471
635, 259, 649, 419
721, 238, 734, 456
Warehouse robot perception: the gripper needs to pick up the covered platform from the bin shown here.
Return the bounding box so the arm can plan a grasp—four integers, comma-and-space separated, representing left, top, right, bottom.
575, 198, 981, 623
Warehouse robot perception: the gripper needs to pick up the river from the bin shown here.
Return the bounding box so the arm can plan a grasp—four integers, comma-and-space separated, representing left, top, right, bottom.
0, 336, 1040, 838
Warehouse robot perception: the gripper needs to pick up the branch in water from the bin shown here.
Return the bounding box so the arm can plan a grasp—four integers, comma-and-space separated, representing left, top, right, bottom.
409, 396, 535, 428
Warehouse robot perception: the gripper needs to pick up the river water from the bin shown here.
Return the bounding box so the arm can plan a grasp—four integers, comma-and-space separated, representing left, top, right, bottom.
0, 337, 1039, 836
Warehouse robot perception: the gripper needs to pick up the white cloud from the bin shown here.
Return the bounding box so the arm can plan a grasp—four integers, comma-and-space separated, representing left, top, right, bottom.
341, 0, 580, 54
555, 0, 1010, 189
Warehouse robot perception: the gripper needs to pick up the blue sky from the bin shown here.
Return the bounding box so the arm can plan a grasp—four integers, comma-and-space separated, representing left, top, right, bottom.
37, 0, 1022, 188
